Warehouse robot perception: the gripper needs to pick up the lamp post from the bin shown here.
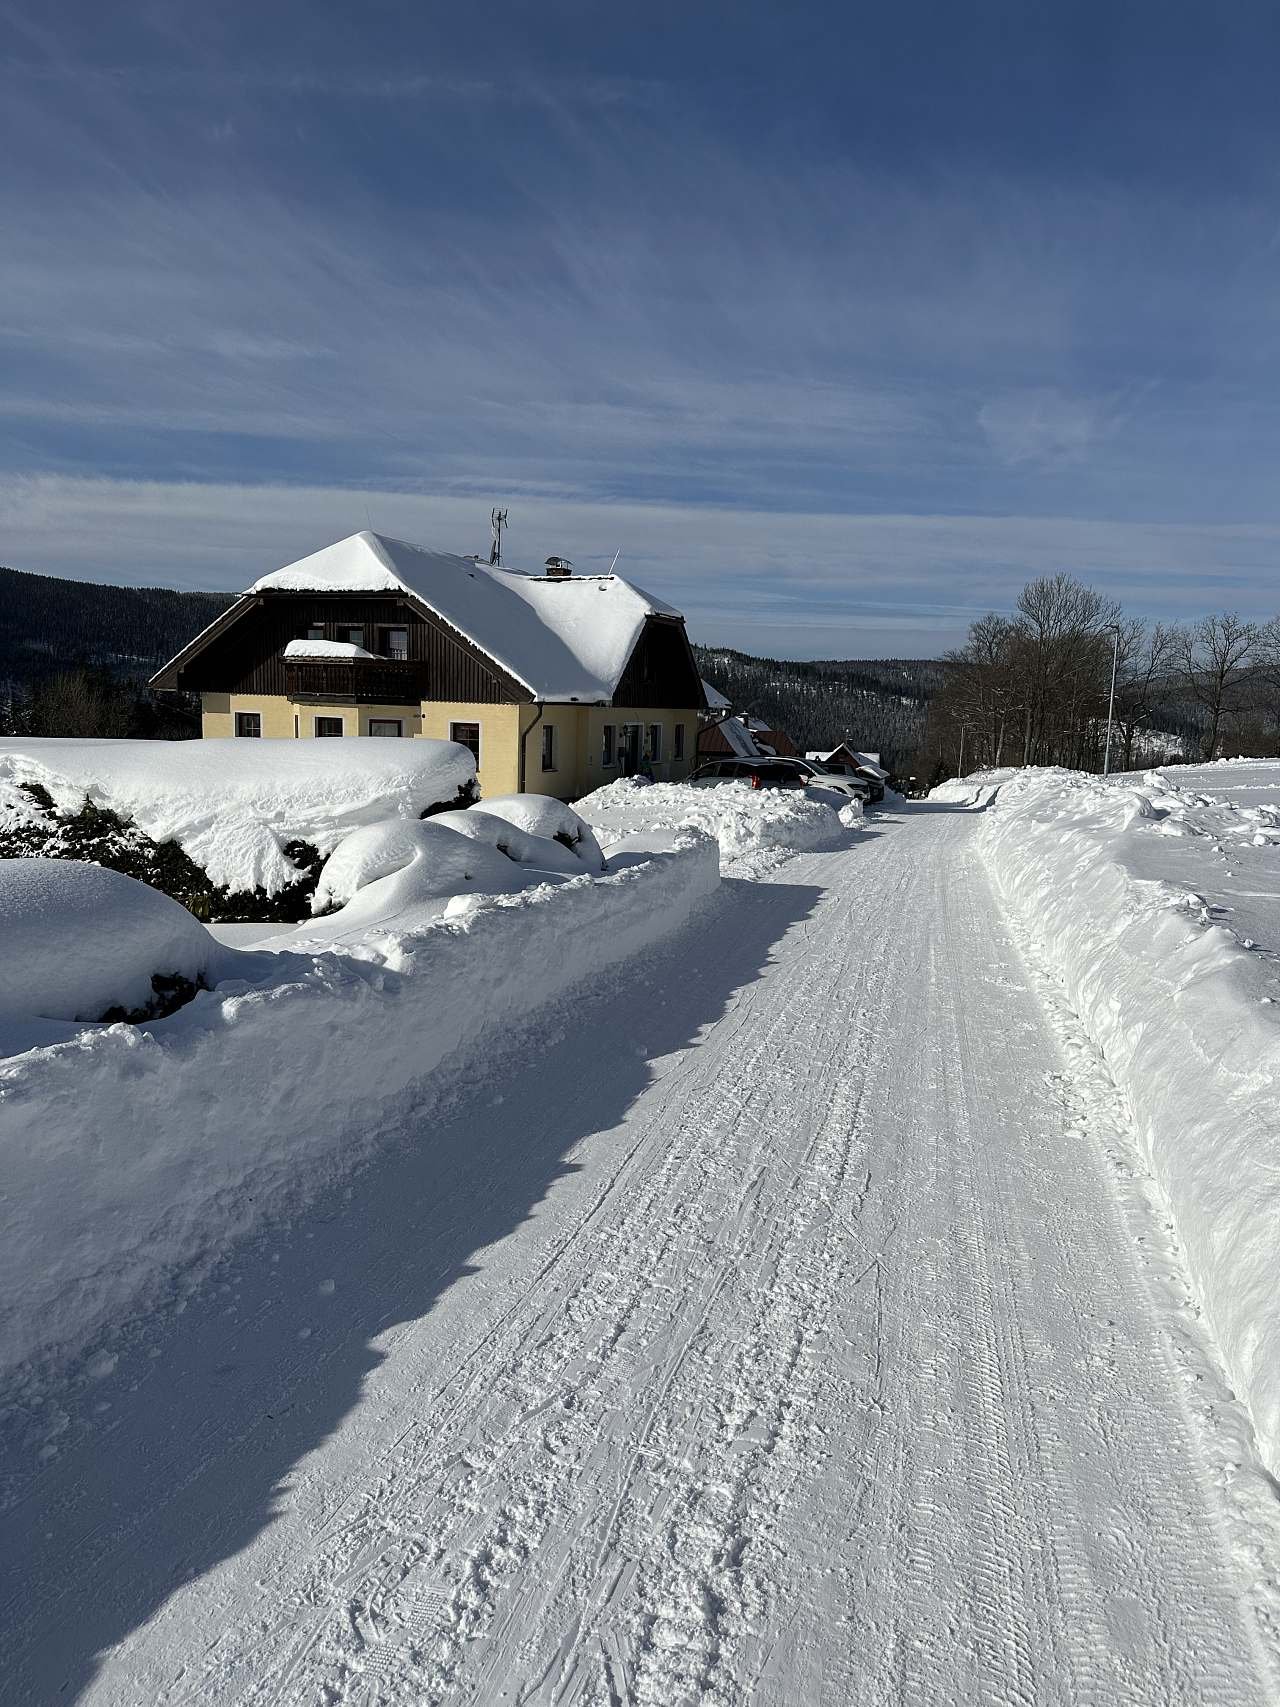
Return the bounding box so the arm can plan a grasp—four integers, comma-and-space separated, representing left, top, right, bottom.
958, 723, 967, 777
1102, 623, 1121, 776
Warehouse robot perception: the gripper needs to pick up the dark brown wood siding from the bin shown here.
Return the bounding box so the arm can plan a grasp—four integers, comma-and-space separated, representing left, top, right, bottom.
612, 617, 706, 709
169, 592, 525, 703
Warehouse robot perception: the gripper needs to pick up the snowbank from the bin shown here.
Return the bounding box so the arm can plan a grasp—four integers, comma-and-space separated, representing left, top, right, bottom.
972, 766, 1280, 1474
0, 739, 476, 896
0, 860, 223, 1042
576, 777, 847, 876
0, 834, 719, 1387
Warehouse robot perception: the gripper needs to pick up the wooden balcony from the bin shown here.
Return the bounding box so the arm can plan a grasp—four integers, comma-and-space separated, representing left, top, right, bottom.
284, 656, 425, 705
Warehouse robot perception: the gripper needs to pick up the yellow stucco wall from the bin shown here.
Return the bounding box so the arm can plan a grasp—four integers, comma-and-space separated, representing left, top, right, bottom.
199, 693, 702, 804
419, 701, 523, 797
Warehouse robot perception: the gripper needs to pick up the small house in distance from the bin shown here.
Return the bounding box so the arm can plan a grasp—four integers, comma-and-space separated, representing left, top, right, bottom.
696, 678, 800, 762
151, 532, 706, 800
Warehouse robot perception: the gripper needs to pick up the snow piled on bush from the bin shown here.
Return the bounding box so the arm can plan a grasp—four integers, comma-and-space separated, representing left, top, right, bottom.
965, 765, 1280, 1476
576, 777, 849, 876
0, 860, 226, 1049
0, 739, 476, 895
0, 830, 719, 1387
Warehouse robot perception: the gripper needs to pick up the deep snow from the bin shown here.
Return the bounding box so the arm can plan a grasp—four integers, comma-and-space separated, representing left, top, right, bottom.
935, 763, 1280, 1480
6, 803, 1276, 1704
577, 776, 857, 875
0, 738, 476, 895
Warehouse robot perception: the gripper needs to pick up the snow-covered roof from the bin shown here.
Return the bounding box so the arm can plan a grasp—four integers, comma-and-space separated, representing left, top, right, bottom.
720, 716, 762, 758
249, 532, 683, 703
810, 746, 890, 780
701, 678, 732, 711
283, 639, 377, 661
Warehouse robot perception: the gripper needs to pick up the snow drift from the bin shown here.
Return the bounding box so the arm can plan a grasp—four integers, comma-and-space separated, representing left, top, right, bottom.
0, 833, 719, 1386
577, 777, 851, 876
0, 738, 477, 896
959, 766, 1280, 1475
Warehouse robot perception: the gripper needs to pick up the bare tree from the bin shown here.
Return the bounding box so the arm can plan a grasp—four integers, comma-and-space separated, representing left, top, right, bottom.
1172, 615, 1258, 760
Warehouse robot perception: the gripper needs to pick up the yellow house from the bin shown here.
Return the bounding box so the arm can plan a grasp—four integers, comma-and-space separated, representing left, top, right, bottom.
151, 531, 707, 802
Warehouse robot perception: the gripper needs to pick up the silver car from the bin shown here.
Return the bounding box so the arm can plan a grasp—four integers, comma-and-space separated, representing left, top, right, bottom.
689, 757, 870, 802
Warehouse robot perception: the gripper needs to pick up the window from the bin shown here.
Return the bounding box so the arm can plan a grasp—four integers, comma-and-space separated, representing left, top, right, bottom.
380, 627, 409, 661
541, 723, 557, 773
601, 723, 616, 767
314, 716, 344, 737
368, 719, 403, 737
450, 720, 481, 764
673, 722, 685, 761
234, 711, 261, 738
647, 723, 662, 762
305, 625, 325, 641
339, 626, 363, 647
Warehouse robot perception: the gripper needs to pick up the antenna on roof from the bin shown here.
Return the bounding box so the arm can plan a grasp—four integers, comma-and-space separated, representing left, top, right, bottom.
490, 505, 509, 567
607, 549, 621, 574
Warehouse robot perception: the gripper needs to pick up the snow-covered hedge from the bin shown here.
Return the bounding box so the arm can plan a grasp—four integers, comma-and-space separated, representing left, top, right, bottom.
968, 767, 1280, 1475
0, 860, 224, 1043
0, 832, 719, 1387
577, 777, 850, 876
0, 738, 477, 898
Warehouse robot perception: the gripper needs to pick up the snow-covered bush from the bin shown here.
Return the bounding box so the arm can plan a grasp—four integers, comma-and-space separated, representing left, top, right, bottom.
577, 776, 846, 876
479, 794, 606, 871
0, 738, 477, 903
0, 859, 219, 1030
309, 818, 538, 921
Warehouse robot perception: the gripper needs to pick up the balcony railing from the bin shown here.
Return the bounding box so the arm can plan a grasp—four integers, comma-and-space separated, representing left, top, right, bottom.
284, 656, 424, 705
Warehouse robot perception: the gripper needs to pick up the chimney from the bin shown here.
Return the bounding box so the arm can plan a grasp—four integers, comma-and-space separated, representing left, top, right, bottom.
544, 556, 573, 579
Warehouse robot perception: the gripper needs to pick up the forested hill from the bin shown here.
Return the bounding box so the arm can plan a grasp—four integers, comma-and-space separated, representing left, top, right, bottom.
694, 645, 941, 767
0, 565, 235, 688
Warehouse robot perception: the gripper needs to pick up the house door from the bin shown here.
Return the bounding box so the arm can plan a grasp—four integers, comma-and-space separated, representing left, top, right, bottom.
618, 723, 642, 776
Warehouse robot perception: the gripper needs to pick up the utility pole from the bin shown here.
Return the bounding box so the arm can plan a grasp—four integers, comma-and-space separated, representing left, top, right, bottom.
1102, 623, 1121, 776
958, 723, 966, 777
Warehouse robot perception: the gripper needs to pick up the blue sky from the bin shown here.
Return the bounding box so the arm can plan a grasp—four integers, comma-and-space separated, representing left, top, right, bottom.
5, 1, 1280, 656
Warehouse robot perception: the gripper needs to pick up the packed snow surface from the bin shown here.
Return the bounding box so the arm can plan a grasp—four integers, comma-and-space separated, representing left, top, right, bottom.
939, 763, 1280, 1480
247, 532, 687, 703
8, 803, 1277, 1703
577, 775, 853, 875
0, 859, 222, 1041
0, 738, 475, 894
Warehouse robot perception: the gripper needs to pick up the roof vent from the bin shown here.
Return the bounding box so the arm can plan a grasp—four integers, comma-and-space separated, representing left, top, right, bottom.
544, 556, 573, 579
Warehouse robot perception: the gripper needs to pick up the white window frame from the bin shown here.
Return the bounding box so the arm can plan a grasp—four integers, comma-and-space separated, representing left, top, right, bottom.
450, 720, 481, 766
314, 715, 345, 737
541, 722, 558, 773
234, 710, 262, 738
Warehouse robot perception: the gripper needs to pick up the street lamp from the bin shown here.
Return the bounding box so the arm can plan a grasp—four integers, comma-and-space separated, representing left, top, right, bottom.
1102, 622, 1121, 776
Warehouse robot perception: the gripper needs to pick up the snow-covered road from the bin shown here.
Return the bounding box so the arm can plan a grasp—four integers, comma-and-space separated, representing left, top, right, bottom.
6, 803, 1276, 1704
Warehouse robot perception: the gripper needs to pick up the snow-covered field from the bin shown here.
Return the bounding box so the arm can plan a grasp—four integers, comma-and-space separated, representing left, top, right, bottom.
0, 738, 476, 894
577, 776, 858, 875
935, 762, 1280, 1479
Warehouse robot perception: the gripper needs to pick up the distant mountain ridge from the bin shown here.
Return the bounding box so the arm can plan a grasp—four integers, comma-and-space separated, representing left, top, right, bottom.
693, 645, 939, 767
0, 565, 235, 690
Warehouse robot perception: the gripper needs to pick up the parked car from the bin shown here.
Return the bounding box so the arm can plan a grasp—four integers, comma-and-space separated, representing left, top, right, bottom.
689, 757, 871, 803
808, 759, 885, 803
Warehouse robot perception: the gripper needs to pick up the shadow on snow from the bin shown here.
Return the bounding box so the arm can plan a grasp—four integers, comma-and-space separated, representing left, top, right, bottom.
2, 872, 826, 1703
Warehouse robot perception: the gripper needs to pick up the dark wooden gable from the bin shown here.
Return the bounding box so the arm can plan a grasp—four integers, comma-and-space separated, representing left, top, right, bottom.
612, 616, 707, 709
153, 591, 527, 703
